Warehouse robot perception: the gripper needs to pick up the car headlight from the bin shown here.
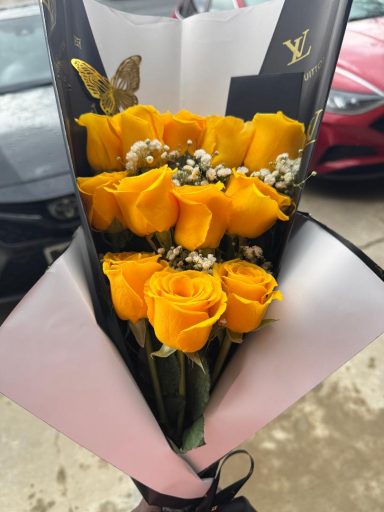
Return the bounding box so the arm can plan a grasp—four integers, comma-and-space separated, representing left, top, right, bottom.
326, 89, 384, 115
47, 195, 79, 221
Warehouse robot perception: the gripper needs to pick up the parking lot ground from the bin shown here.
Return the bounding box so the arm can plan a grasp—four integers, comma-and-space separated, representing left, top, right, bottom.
1, 175, 384, 512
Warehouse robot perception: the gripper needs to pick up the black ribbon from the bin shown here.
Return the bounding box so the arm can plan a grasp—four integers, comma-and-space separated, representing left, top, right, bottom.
193, 450, 256, 512
135, 450, 256, 511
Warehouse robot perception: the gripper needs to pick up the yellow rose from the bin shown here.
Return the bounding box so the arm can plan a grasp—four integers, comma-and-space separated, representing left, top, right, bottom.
244, 111, 305, 170
172, 182, 231, 251
226, 171, 291, 238
77, 171, 127, 230
103, 252, 165, 323
118, 105, 164, 157
162, 110, 206, 153
144, 268, 227, 352
77, 113, 123, 171
112, 166, 178, 237
202, 115, 254, 168
217, 259, 282, 333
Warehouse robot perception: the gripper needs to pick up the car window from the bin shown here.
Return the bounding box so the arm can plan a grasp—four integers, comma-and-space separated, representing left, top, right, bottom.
349, 0, 384, 20
210, 0, 235, 10
244, 0, 270, 5
0, 14, 51, 93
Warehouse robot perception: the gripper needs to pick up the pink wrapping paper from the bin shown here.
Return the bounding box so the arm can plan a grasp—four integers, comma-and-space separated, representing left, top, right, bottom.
1, 218, 383, 498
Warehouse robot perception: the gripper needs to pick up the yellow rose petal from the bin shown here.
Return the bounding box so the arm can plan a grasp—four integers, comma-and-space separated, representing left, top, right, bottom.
217, 259, 282, 333
226, 171, 291, 238
145, 268, 227, 352
162, 110, 206, 153
77, 113, 123, 171
173, 183, 231, 250
113, 166, 179, 237
103, 252, 165, 323
77, 171, 127, 230
202, 115, 254, 168
245, 111, 305, 171
119, 105, 164, 156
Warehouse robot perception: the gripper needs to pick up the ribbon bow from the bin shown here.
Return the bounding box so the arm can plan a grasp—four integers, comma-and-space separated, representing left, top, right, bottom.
134, 450, 257, 512
194, 450, 256, 512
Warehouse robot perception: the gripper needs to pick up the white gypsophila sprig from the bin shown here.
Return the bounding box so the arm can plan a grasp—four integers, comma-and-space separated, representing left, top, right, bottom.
239, 151, 304, 196
170, 144, 233, 187
125, 139, 174, 174
240, 245, 273, 272
158, 246, 217, 274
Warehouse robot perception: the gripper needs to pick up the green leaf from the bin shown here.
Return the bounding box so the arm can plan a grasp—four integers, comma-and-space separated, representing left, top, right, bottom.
164, 395, 185, 432
185, 352, 205, 372
155, 230, 173, 250
181, 416, 205, 452
104, 220, 132, 251
156, 351, 179, 397
106, 218, 125, 234
227, 329, 244, 344
186, 354, 210, 422
128, 319, 147, 348
254, 318, 278, 332
208, 323, 225, 343
155, 351, 181, 429
151, 344, 176, 358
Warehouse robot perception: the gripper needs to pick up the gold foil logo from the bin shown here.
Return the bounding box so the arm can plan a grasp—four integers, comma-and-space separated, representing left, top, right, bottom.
305, 108, 323, 146
74, 35, 82, 50
283, 29, 312, 66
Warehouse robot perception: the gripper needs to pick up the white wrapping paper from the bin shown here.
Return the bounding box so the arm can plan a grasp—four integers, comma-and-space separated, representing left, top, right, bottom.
1, 215, 383, 499
82, 0, 284, 115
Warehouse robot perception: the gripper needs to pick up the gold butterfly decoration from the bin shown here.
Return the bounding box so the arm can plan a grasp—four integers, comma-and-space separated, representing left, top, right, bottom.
71, 56, 142, 115
41, 0, 56, 32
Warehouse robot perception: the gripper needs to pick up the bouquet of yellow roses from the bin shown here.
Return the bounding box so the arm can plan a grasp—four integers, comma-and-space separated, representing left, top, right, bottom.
76, 104, 305, 451
3, 0, 382, 509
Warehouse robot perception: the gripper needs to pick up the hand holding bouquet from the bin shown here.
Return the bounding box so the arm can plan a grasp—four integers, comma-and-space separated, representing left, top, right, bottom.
76, 104, 305, 451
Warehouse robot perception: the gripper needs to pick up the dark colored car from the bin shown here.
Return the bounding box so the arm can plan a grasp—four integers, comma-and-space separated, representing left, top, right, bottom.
175, 0, 384, 179
0, 5, 79, 303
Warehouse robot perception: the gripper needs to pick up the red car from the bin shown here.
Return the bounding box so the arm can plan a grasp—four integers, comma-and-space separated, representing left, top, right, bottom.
315, 8, 384, 178
175, 0, 384, 178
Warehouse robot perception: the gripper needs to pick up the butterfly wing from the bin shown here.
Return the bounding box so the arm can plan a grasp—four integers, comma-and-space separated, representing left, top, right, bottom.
71, 59, 117, 115
113, 91, 139, 110
100, 93, 120, 116
111, 55, 141, 110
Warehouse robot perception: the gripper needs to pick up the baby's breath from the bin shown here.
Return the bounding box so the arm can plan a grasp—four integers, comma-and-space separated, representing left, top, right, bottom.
240, 245, 273, 272
124, 137, 234, 186
159, 246, 216, 274
171, 146, 232, 187
246, 152, 303, 196
125, 138, 167, 174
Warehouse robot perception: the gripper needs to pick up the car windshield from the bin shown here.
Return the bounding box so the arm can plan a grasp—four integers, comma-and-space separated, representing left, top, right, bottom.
348, 0, 384, 20
0, 13, 51, 94
209, 0, 236, 9
244, 0, 270, 5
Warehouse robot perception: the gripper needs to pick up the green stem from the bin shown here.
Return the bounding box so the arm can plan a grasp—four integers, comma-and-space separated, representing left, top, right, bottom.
155, 230, 173, 251
212, 329, 233, 386
145, 235, 158, 252
177, 351, 186, 440
144, 330, 168, 427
